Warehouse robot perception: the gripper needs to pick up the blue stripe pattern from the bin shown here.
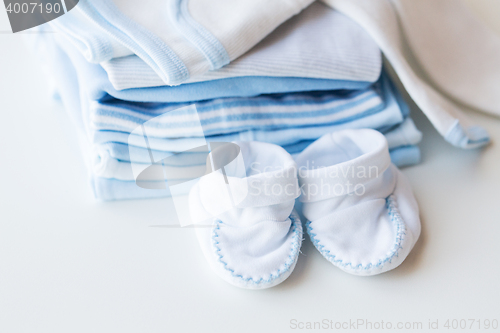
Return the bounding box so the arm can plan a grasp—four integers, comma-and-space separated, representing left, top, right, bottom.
89, 79, 387, 138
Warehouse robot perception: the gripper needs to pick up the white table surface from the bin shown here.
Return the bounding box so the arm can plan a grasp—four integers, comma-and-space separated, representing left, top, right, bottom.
1, 2, 500, 332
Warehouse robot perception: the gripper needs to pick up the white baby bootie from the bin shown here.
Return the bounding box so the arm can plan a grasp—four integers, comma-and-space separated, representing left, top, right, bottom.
296, 129, 420, 276
189, 141, 303, 289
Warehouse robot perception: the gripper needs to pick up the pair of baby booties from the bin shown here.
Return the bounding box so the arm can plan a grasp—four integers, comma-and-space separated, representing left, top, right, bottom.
188, 129, 421, 289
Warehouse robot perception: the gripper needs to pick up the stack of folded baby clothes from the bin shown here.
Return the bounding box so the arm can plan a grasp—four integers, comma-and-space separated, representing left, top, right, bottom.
32, 0, 422, 201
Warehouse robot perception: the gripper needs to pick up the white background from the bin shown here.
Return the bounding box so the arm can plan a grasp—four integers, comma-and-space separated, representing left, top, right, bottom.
1, 1, 500, 332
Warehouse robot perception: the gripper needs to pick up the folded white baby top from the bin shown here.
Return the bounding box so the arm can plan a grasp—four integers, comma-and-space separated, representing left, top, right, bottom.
73, 0, 314, 85
99, 2, 382, 90
189, 141, 302, 289
296, 129, 421, 275
52, 2, 381, 90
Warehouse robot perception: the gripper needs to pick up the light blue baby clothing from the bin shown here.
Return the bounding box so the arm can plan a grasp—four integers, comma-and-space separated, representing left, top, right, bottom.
31, 24, 421, 201
93, 117, 421, 182
90, 75, 402, 140
89, 144, 420, 201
